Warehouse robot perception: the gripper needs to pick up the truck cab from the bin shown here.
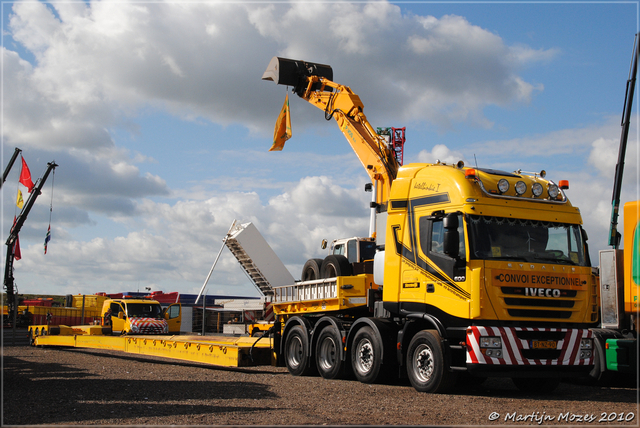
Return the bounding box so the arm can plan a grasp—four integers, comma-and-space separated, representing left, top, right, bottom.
103, 298, 181, 335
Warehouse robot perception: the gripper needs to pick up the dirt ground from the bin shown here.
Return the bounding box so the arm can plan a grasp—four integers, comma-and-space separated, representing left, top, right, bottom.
2, 346, 638, 426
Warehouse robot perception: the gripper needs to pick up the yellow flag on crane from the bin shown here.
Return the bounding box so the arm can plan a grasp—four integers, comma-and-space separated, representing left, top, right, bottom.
16, 190, 24, 209
269, 94, 292, 151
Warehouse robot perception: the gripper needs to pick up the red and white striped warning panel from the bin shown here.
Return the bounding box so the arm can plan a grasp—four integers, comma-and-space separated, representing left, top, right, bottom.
466, 326, 593, 366
244, 310, 256, 323
263, 302, 274, 322
129, 318, 169, 334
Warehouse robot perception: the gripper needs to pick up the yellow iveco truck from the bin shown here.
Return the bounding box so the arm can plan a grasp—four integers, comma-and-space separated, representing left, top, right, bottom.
262, 58, 599, 393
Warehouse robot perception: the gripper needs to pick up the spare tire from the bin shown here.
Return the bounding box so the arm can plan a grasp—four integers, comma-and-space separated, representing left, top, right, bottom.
301, 258, 324, 281
320, 255, 352, 278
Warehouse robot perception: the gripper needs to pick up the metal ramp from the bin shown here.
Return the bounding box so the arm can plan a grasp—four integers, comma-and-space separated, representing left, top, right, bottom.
226, 235, 272, 296
224, 221, 295, 297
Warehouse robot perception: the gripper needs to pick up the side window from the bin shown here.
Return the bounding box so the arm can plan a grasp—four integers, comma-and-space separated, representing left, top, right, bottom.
431, 220, 445, 256
111, 303, 124, 316
418, 215, 465, 259
333, 244, 344, 256
168, 305, 180, 319
347, 239, 358, 263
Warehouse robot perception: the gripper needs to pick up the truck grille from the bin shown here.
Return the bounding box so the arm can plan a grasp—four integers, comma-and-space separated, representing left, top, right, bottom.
500, 287, 577, 320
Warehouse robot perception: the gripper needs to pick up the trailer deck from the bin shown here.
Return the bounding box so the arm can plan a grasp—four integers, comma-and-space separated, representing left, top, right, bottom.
28, 326, 274, 368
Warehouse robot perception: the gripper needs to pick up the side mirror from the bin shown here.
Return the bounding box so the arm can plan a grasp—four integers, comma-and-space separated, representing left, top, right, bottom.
321, 239, 327, 250
118, 312, 125, 319
581, 228, 589, 242
443, 230, 459, 258
443, 213, 459, 230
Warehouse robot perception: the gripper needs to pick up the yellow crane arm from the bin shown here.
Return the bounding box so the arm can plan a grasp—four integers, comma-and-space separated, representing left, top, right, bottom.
262, 57, 399, 208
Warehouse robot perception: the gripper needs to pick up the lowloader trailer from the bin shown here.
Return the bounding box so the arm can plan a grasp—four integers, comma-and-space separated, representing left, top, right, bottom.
27, 325, 274, 368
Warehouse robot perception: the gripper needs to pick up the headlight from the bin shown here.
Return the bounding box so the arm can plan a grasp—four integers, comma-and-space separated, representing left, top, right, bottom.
548, 183, 559, 199
580, 338, 593, 349
497, 179, 509, 193
480, 337, 502, 348
485, 349, 503, 358
515, 181, 527, 195
532, 182, 543, 197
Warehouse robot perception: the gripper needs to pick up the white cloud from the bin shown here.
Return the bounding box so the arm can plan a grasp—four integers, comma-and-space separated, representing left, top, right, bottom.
14, 175, 370, 295
417, 144, 467, 165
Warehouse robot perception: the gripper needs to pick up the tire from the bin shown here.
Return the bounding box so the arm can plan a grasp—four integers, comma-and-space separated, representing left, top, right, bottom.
406, 330, 456, 393
320, 255, 352, 279
512, 377, 560, 393
284, 325, 315, 376
316, 326, 346, 379
301, 259, 324, 281
351, 326, 383, 383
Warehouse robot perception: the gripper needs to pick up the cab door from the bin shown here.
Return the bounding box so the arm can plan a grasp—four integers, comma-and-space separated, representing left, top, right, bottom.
165, 303, 181, 334
110, 302, 126, 334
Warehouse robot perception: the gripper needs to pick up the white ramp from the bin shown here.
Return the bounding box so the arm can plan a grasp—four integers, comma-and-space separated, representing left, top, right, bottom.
225, 222, 294, 296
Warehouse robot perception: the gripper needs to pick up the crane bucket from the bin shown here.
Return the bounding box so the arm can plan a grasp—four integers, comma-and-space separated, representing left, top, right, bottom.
262, 57, 333, 96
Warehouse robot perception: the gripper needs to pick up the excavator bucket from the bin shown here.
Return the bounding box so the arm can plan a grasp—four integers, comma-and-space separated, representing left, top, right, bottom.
262, 57, 333, 96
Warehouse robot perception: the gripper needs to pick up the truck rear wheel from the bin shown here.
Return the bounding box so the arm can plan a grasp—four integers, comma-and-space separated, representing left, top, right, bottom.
406, 330, 456, 393
301, 258, 323, 281
316, 325, 346, 379
320, 255, 352, 278
284, 325, 315, 376
351, 326, 382, 383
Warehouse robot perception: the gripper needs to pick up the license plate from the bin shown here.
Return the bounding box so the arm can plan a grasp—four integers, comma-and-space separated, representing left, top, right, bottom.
532, 340, 557, 349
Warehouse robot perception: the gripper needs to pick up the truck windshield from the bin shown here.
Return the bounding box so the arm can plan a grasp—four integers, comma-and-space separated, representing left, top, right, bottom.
126, 303, 163, 318
467, 215, 588, 266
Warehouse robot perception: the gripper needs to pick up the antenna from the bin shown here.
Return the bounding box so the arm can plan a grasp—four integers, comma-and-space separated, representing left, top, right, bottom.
474, 154, 478, 168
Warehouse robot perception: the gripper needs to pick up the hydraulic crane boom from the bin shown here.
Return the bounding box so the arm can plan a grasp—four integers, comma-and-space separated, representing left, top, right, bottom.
1, 148, 22, 189
609, 34, 638, 249
262, 57, 399, 209
4, 161, 58, 325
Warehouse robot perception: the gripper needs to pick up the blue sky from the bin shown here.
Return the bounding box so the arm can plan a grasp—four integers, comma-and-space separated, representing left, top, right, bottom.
1, 0, 638, 298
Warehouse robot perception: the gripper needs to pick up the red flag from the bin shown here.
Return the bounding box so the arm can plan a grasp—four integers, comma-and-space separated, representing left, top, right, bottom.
19, 157, 35, 192
13, 216, 21, 261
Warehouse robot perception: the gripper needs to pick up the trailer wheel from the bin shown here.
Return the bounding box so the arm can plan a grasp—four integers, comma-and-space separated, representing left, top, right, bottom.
284, 325, 315, 376
320, 255, 352, 279
512, 377, 560, 393
301, 258, 324, 281
351, 326, 382, 383
316, 325, 346, 379
406, 330, 456, 393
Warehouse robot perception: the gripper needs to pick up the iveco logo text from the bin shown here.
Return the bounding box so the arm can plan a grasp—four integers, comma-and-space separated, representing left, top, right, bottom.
525, 288, 561, 298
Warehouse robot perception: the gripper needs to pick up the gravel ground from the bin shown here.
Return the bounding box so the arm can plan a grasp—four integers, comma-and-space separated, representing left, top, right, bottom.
2, 345, 638, 426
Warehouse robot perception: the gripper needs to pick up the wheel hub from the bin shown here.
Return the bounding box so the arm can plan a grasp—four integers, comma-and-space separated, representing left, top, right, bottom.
356, 340, 373, 373
318, 336, 337, 370
414, 344, 434, 382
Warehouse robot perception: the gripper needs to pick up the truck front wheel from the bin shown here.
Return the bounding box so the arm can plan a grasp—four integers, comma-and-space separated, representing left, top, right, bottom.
406, 330, 456, 393
351, 326, 382, 383
284, 325, 315, 376
316, 325, 346, 379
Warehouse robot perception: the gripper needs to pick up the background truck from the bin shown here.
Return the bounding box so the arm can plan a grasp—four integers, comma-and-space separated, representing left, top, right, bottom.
591, 35, 638, 380
263, 57, 598, 393
102, 297, 181, 335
